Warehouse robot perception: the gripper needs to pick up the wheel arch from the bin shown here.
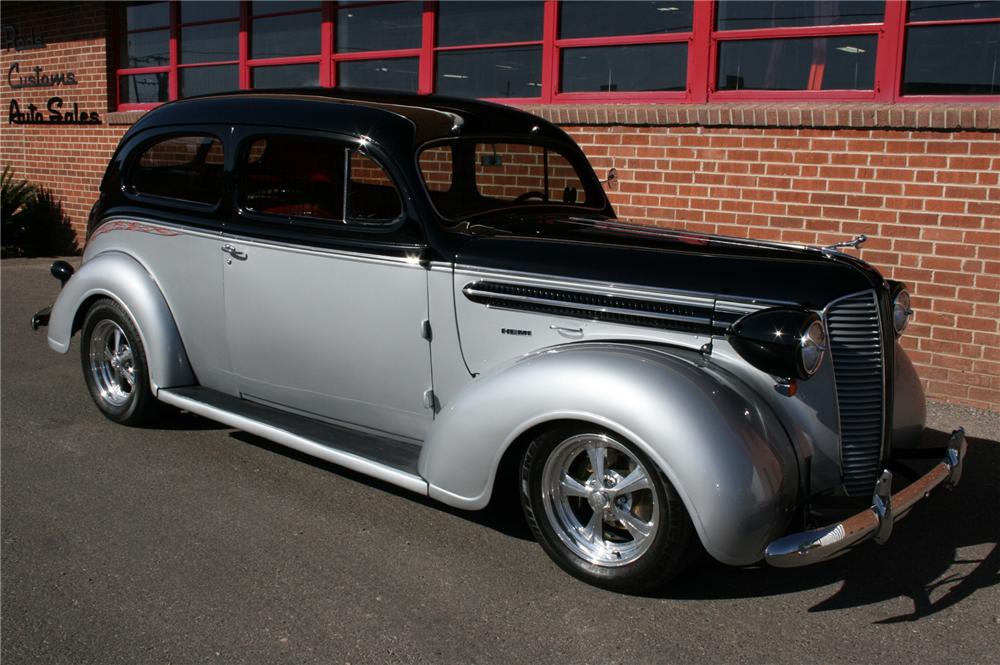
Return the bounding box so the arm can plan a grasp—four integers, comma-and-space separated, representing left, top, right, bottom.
47, 250, 196, 392
420, 342, 799, 566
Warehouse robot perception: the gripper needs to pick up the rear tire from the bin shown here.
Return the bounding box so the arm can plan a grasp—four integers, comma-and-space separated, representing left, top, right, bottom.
80, 299, 163, 426
520, 424, 695, 593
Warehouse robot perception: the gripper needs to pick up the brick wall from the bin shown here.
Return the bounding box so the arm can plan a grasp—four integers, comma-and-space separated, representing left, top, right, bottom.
1, 2, 997, 412
1, 2, 126, 240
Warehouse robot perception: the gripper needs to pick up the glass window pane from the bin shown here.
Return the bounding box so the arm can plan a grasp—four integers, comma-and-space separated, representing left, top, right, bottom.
252, 1, 320, 15
561, 43, 687, 92
336, 3, 422, 53
716, 1, 884, 30
120, 29, 169, 68
131, 135, 225, 205
437, 1, 543, 47
181, 22, 239, 63
903, 23, 1000, 95
338, 58, 419, 91
908, 0, 1000, 22
717, 35, 877, 90
251, 12, 321, 58
252, 63, 320, 88
180, 65, 239, 96
436, 47, 542, 98
347, 152, 402, 224
419, 146, 453, 193
473, 143, 588, 204
124, 2, 169, 31
559, 1, 692, 38
242, 135, 345, 223
119, 73, 169, 104
180, 1, 238, 23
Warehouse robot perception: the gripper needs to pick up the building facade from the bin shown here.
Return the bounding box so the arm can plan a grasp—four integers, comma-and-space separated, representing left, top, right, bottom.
1, 1, 998, 411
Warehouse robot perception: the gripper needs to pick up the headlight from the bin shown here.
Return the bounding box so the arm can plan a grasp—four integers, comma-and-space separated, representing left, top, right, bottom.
799, 319, 826, 377
892, 289, 912, 335
728, 308, 826, 380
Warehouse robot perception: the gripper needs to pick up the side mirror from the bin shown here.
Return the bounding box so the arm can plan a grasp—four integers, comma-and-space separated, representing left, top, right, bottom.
601, 167, 618, 189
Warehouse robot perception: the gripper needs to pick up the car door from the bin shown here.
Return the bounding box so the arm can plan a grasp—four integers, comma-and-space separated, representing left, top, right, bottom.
221, 129, 433, 442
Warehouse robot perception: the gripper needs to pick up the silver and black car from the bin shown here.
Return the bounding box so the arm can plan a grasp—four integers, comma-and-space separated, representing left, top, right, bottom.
33, 90, 966, 592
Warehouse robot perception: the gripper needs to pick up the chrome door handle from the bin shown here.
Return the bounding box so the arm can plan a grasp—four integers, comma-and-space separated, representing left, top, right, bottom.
221, 244, 247, 260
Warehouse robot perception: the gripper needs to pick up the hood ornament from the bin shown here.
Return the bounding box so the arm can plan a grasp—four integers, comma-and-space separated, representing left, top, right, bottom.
823, 234, 867, 252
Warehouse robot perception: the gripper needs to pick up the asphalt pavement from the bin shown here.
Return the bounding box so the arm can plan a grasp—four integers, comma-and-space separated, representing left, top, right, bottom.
3, 257, 998, 664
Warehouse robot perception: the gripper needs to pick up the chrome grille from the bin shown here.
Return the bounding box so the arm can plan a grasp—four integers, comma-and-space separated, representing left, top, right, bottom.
826, 291, 885, 496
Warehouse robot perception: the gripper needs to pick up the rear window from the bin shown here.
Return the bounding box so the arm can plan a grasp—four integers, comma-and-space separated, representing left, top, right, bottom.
241, 134, 402, 225
129, 135, 224, 205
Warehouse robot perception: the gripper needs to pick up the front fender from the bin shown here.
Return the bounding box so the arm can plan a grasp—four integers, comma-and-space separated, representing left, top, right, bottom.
47, 251, 195, 391
420, 342, 798, 565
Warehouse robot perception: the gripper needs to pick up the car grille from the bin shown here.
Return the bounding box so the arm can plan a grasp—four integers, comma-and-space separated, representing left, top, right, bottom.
826, 290, 885, 496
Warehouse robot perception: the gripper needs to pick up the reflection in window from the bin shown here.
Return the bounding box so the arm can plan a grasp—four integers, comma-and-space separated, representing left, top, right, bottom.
179, 65, 239, 96
121, 29, 169, 68
180, 1, 239, 23
131, 135, 225, 205
120, 73, 169, 104
347, 152, 403, 223
716, 1, 884, 30
251, 12, 321, 59
419, 147, 453, 193
252, 1, 320, 15
903, 23, 1000, 95
908, 0, 1000, 22
338, 58, 419, 92
436, 1, 543, 47
436, 47, 542, 98
252, 63, 319, 88
562, 43, 687, 92
559, 1, 693, 38
181, 22, 239, 63
717, 35, 877, 90
124, 2, 169, 31
336, 2, 422, 53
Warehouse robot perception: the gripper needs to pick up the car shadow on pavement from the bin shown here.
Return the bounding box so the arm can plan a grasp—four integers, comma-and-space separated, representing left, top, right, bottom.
660, 430, 999, 622
230, 426, 997, 620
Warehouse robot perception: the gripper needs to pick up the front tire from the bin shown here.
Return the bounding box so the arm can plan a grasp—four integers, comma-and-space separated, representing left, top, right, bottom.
80, 299, 162, 426
520, 425, 695, 593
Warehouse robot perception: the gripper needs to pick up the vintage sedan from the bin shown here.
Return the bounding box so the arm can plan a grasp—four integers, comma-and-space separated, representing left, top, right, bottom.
33, 90, 966, 592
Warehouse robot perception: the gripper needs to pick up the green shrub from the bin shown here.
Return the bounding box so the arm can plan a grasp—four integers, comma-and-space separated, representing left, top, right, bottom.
1, 167, 79, 258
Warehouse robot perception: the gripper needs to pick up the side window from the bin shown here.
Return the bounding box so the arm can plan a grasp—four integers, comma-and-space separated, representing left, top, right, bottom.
130, 135, 224, 205
418, 146, 453, 192
241, 134, 401, 226
242, 135, 345, 221
347, 151, 402, 223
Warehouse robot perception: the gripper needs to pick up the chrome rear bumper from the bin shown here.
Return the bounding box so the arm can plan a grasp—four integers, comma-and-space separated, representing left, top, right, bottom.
765, 428, 967, 568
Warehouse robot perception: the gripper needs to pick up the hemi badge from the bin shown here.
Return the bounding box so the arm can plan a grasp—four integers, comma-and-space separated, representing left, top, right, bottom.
501, 328, 532, 336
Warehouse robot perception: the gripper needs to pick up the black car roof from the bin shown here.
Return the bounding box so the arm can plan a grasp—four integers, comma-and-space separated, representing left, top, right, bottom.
124, 88, 567, 152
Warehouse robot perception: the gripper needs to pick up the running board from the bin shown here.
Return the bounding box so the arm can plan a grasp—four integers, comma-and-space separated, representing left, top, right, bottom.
157, 387, 427, 496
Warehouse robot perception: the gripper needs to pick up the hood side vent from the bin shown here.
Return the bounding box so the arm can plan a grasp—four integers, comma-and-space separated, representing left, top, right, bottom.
463, 280, 715, 334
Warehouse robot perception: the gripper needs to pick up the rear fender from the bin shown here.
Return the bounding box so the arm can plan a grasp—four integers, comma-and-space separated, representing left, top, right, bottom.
47, 251, 195, 391
420, 342, 798, 565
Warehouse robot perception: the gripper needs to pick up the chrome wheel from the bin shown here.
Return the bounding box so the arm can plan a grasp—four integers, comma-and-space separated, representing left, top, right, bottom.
87, 319, 136, 407
540, 433, 659, 567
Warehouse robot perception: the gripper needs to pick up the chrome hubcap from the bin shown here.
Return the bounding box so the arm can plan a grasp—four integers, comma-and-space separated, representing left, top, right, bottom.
88, 320, 135, 407
541, 433, 658, 567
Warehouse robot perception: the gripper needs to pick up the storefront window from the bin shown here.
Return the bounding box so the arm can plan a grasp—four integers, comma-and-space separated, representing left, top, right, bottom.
114, 0, 995, 109
717, 35, 877, 91
902, 2, 1000, 96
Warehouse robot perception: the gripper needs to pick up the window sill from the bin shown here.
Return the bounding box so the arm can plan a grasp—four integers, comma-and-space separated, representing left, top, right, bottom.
515, 102, 1000, 131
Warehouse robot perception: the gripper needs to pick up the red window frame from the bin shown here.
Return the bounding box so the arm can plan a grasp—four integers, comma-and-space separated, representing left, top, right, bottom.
113, 1, 997, 111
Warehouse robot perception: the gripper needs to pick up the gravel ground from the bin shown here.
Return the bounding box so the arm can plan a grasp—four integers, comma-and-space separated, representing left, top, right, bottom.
3, 257, 998, 665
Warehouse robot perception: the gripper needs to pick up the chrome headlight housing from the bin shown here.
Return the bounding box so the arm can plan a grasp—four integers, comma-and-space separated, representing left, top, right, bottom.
892, 289, 912, 336
799, 319, 827, 377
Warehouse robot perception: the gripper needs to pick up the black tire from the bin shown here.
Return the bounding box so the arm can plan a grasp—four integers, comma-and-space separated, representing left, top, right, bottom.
520, 424, 695, 593
80, 298, 164, 426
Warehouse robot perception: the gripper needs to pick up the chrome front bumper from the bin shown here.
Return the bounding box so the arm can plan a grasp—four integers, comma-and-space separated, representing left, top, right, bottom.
765, 428, 967, 568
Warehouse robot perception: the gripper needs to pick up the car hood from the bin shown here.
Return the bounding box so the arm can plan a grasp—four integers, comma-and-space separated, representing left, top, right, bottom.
452, 215, 885, 310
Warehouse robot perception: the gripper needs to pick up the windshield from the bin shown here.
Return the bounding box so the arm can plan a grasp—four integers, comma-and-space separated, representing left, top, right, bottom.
418, 139, 604, 221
